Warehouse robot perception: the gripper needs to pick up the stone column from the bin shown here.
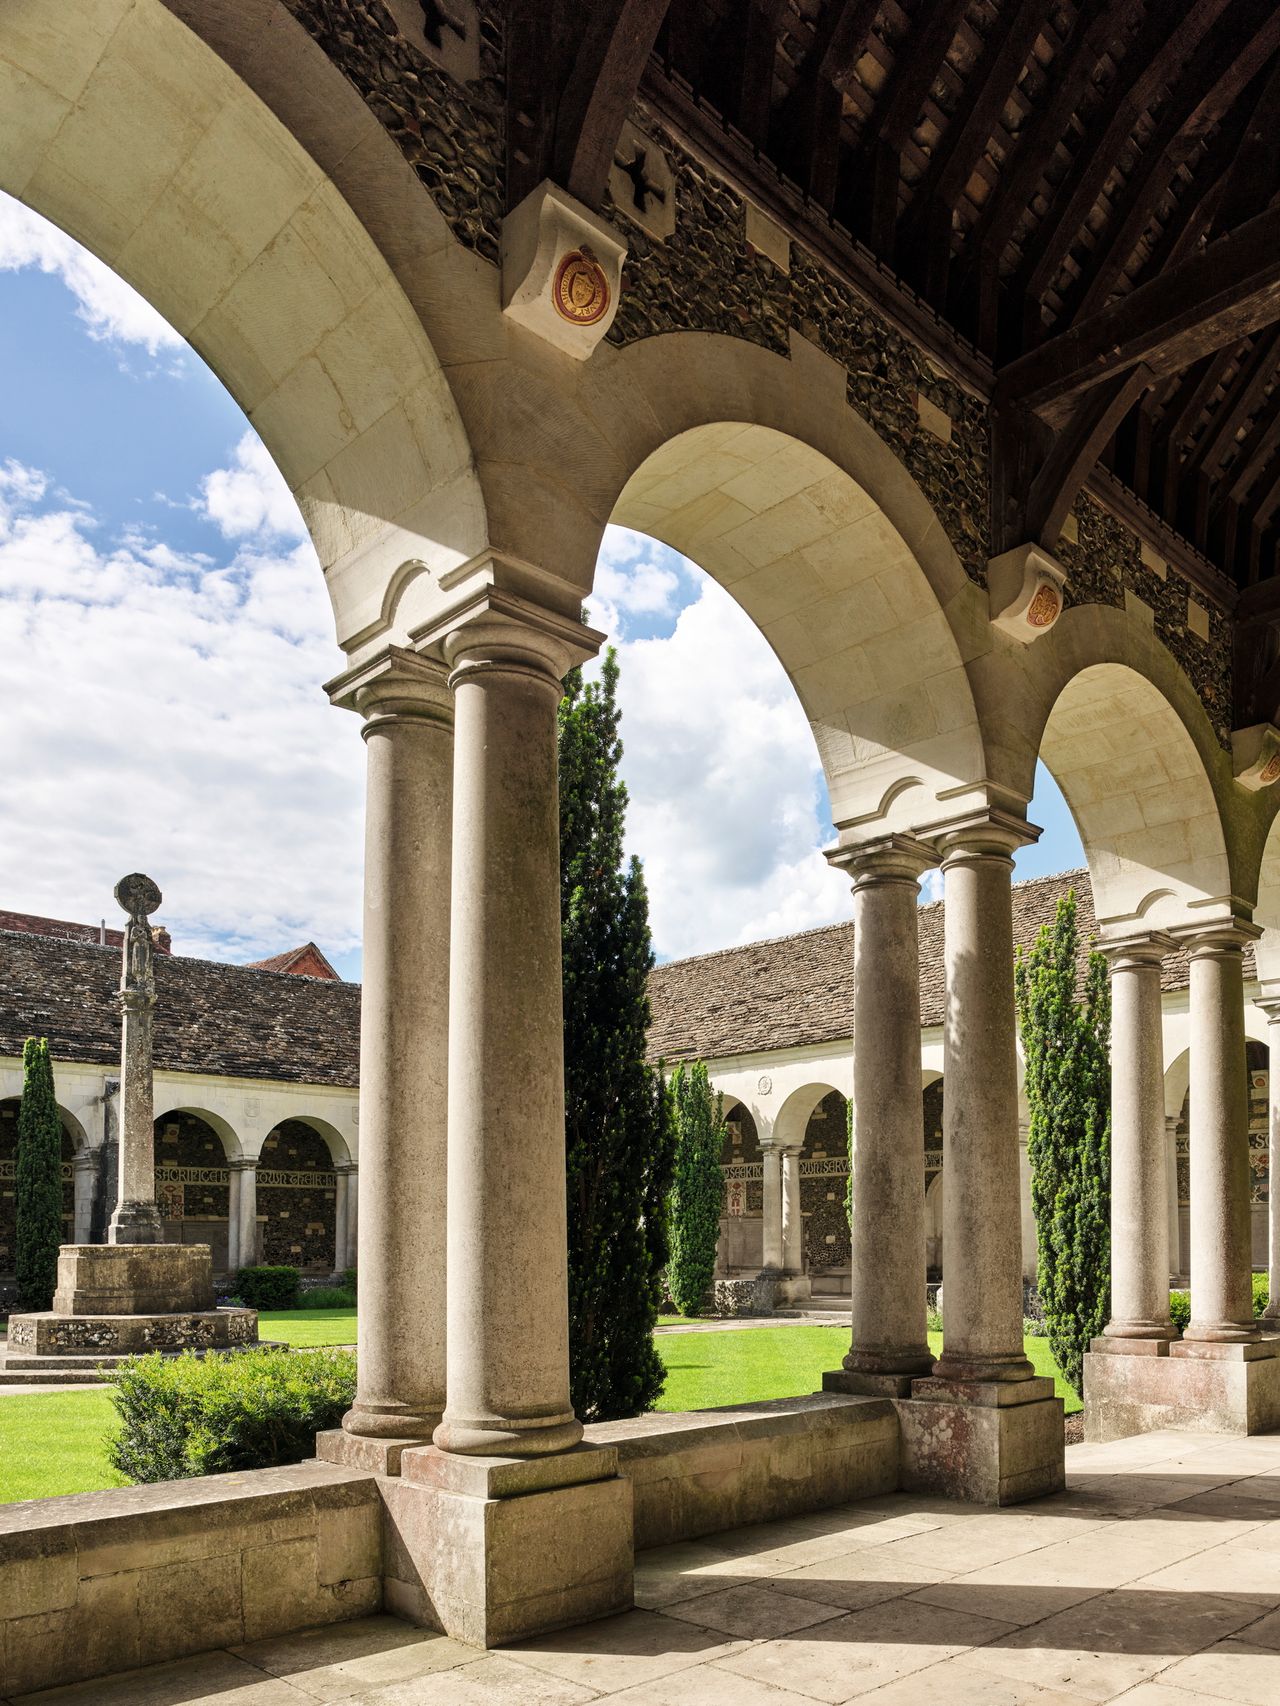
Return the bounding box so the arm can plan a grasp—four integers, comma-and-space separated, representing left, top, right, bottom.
780, 1146, 804, 1275
327, 649, 454, 1445
1256, 994, 1280, 1320
72, 1154, 96, 1244
235, 1160, 258, 1271
227, 1164, 242, 1273
1182, 924, 1259, 1342
433, 598, 598, 1460
333, 1167, 349, 1279
1166, 1114, 1183, 1282
760, 1146, 784, 1273
1102, 933, 1176, 1343
932, 817, 1034, 1383
107, 873, 164, 1244
345, 1164, 359, 1272
827, 837, 934, 1383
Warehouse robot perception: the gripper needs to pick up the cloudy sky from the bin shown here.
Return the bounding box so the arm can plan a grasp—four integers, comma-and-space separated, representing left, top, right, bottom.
0, 190, 1083, 975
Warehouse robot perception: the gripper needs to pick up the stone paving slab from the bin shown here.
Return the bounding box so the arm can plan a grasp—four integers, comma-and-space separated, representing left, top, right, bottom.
7, 1429, 1280, 1705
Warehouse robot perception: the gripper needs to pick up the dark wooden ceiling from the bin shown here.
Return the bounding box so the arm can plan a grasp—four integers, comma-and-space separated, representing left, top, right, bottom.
503, 1, 1280, 595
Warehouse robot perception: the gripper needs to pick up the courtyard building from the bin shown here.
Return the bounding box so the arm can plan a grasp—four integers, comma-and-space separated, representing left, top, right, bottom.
6, 0, 1280, 1693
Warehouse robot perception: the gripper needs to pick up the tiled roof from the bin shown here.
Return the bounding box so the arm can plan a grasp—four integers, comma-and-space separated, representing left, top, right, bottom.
0, 930, 360, 1087
0, 910, 172, 954
244, 943, 340, 980
647, 869, 1217, 1065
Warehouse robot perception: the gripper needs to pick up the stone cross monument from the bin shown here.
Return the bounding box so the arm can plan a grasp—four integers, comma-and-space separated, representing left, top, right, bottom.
106, 872, 164, 1244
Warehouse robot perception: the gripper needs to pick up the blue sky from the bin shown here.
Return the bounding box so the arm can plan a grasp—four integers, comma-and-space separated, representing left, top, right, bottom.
0, 190, 1084, 974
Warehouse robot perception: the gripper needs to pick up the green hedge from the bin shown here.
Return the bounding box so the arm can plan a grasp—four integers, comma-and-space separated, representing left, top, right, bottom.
234, 1266, 301, 1310
107, 1348, 355, 1483
301, 1286, 356, 1309
1169, 1274, 1269, 1334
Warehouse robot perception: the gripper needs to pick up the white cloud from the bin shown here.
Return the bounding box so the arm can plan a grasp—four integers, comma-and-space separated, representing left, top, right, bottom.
591, 530, 682, 625
0, 191, 182, 355
198, 432, 305, 540
0, 455, 360, 964
591, 528, 850, 960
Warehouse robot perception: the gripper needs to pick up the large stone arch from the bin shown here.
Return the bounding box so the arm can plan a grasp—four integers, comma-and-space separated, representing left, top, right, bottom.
0, 0, 486, 657
771, 1081, 843, 1151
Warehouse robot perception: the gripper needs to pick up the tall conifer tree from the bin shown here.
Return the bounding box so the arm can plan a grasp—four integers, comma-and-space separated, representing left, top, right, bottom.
666, 1061, 726, 1316
560, 648, 673, 1422
1015, 890, 1111, 1395
16, 1037, 64, 1311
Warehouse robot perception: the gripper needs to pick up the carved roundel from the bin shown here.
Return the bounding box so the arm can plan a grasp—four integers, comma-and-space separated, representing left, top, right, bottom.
553, 248, 610, 325
1025, 582, 1061, 628
1261, 752, 1280, 787
114, 872, 162, 917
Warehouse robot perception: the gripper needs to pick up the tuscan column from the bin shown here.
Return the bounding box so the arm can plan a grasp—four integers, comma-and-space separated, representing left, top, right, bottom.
1166, 1113, 1183, 1281
333, 1166, 350, 1278
828, 837, 934, 1380
760, 1146, 784, 1273
227, 1163, 242, 1272
432, 594, 599, 1459
1181, 923, 1259, 1342
780, 1146, 804, 1275
72, 1153, 96, 1244
1256, 990, 1280, 1319
345, 1163, 359, 1271
107, 873, 164, 1244
234, 1158, 258, 1270
1102, 933, 1176, 1343
932, 815, 1035, 1382
326, 648, 454, 1442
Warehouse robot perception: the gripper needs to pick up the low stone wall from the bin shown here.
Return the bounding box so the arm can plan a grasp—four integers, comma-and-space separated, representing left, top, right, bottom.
0, 1461, 381, 1696
586, 1392, 899, 1549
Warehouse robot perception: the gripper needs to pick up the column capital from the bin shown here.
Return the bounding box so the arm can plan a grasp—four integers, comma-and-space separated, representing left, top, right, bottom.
325, 645, 452, 731
930, 807, 1039, 864
1097, 929, 1177, 970
1171, 915, 1262, 959
1255, 979, 1280, 1021
825, 833, 936, 888
413, 577, 602, 689
334, 1159, 358, 1176
227, 1155, 258, 1173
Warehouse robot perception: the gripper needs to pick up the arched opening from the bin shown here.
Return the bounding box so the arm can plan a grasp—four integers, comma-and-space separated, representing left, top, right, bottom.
0, 1096, 80, 1277
257, 1119, 338, 1273
799, 1089, 851, 1292
923, 1075, 944, 1281
717, 1098, 762, 1277
154, 1108, 238, 1271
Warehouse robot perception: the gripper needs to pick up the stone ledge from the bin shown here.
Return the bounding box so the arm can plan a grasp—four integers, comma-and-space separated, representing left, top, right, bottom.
1085, 1343, 1280, 1441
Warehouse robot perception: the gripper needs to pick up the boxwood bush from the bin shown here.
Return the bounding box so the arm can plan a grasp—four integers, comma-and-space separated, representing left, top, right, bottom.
234, 1265, 301, 1310
107, 1348, 356, 1483
300, 1285, 356, 1309
1168, 1275, 1269, 1335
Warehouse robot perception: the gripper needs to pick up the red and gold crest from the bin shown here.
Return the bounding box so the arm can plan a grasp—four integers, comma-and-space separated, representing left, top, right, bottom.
552, 248, 610, 325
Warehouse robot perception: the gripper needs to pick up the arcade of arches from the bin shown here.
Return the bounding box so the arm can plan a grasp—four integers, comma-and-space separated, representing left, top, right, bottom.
13, 0, 1280, 1676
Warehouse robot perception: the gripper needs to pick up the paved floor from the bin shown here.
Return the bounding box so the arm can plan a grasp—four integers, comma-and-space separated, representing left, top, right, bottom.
10, 1429, 1280, 1705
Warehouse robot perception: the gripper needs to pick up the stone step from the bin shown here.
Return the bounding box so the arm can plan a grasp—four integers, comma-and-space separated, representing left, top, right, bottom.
0, 1366, 111, 1385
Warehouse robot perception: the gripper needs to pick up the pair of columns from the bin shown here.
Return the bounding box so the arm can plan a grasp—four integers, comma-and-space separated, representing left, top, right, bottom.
333, 595, 596, 1457
227, 1159, 259, 1275
1106, 926, 1262, 1345
760, 1145, 805, 1276
830, 817, 1033, 1385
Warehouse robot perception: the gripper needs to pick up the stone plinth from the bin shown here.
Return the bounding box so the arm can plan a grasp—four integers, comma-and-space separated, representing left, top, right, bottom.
380, 1443, 632, 1647
1084, 1337, 1280, 1441
6, 1306, 258, 1357
896, 1376, 1065, 1505
52, 1243, 215, 1315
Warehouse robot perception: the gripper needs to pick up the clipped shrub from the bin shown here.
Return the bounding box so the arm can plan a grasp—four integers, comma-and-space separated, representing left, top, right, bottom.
1254, 1272, 1270, 1318
107, 1347, 356, 1482
300, 1285, 356, 1309
1169, 1290, 1191, 1332
340, 1267, 357, 1295
234, 1265, 301, 1310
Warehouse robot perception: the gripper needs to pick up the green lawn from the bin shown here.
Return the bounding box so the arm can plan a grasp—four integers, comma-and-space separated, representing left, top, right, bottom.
655, 1326, 1081, 1416
260, 1308, 357, 1346
0, 1325, 1078, 1505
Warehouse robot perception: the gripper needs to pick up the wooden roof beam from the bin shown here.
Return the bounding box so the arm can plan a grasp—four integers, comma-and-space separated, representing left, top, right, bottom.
554, 0, 674, 206
1186, 326, 1280, 481
996, 201, 1280, 424
774, 0, 879, 210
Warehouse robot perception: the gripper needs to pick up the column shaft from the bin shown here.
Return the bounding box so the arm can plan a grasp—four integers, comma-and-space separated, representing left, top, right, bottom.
340, 655, 453, 1440
1269, 1014, 1280, 1319
227, 1167, 242, 1273
345, 1166, 359, 1272
434, 609, 595, 1459
781, 1148, 804, 1275
1185, 932, 1257, 1342
839, 841, 932, 1377
934, 830, 1033, 1382
761, 1148, 783, 1272
1104, 938, 1175, 1340
72, 1157, 95, 1245
333, 1170, 349, 1278
236, 1164, 258, 1270
1166, 1115, 1183, 1282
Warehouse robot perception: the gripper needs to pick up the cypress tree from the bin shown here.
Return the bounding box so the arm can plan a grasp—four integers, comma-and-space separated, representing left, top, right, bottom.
16, 1037, 64, 1311
560, 648, 673, 1422
667, 1061, 726, 1316
1015, 890, 1112, 1395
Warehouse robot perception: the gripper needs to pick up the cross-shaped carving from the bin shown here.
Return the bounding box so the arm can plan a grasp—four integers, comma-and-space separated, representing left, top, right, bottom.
419, 0, 467, 49
614, 145, 666, 215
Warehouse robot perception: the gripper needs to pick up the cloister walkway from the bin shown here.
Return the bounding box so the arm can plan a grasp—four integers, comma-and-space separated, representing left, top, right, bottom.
14, 1430, 1279, 1706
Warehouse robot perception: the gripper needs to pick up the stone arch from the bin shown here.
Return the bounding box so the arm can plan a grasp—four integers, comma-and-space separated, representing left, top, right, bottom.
719, 1098, 761, 1166
277, 1114, 352, 1168
154, 1106, 241, 1160
1250, 820, 1280, 982
772, 1082, 842, 1151
1030, 651, 1234, 928
608, 409, 985, 831
0, 0, 487, 656
257, 1118, 338, 1272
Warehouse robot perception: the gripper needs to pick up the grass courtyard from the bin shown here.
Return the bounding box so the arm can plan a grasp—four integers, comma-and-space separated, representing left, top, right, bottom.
0, 1315, 1078, 1504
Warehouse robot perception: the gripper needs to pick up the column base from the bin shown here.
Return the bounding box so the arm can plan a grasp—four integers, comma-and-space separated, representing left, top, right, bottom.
896, 1375, 1064, 1506
1084, 1336, 1280, 1441
341, 1400, 444, 1446
379, 1443, 633, 1646
317, 1429, 426, 1477
823, 1368, 917, 1399
431, 1414, 584, 1458
106, 1202, 164, 1245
